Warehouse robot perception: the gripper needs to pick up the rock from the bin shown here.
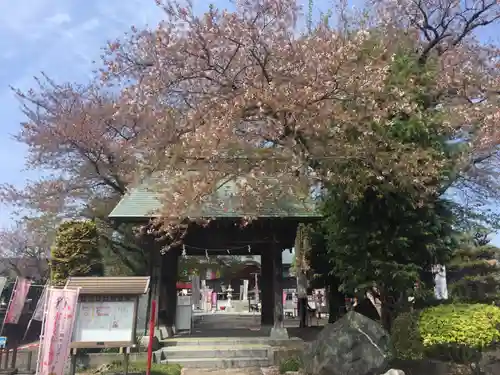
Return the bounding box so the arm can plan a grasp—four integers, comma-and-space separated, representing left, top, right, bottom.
139, 334, 160, 351
303, 311, 392, 375
389, 358, 474, 375
479, 348, 500, 375
381, 370, 405, 375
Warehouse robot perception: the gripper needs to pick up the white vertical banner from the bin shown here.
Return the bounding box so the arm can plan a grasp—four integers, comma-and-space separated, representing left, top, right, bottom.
23, 283, 49, 340
242, 279, 249, 301
432, 265, 448, 300
191, 275, 200, 310
33, 284, 49, 321
0, 277, 7, 298
253, 273, 259, 302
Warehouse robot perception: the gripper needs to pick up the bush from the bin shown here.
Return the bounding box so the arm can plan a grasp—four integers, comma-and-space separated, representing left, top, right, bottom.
279, 356, 303, 374
391, 311, 425, 360
391, 304, 500, 364
50, 220, 103, 285
419, 303, 500, 363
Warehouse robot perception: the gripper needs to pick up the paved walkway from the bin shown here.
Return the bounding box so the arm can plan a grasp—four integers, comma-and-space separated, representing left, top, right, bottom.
186, 314, 327, 342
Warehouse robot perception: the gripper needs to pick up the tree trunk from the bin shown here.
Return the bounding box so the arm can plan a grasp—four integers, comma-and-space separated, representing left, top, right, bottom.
327, 283, 345, 323
380, 301, 393, 332
297, 271, 308, 327
298, 297, 308, 327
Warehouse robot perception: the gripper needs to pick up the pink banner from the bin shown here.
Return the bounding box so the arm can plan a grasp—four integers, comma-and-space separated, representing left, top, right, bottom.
4, 277, 32, 324
37, 288, 79, 375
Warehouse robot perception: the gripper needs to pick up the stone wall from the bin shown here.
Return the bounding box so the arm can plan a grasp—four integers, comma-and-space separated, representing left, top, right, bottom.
12, 350, 147, 372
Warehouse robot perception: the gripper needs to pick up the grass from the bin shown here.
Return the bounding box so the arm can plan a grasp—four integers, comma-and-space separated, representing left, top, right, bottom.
279, 356, 303, 374
96, 360, 182, 375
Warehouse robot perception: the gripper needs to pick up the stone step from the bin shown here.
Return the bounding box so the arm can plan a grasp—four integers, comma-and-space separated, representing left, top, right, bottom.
159, 356, 271, 369
161, 337, 271, 346
159, 344, 270, 360
193, 317, 259, 323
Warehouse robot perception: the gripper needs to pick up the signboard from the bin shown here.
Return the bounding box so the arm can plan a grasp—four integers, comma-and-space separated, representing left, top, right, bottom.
72, 295, 136, 348
0, 337, 6, 348
37, 287, 80, 375
4, 277, 32, 324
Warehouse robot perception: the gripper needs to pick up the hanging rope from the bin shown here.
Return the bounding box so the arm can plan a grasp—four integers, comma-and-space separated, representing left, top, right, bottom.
181, 243, 253, 254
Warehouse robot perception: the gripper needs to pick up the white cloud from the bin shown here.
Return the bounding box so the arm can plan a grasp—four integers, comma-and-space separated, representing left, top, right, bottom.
46, 13, 71, 26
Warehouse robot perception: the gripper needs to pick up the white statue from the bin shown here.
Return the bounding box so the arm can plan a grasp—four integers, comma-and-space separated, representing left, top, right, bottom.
226, 285, 234, 308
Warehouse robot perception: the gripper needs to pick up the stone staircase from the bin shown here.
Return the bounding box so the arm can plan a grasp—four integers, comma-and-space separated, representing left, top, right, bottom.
154, 337, 273, 369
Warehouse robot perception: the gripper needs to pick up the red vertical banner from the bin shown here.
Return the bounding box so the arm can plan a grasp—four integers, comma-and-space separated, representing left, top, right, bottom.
4, 277, 32, 324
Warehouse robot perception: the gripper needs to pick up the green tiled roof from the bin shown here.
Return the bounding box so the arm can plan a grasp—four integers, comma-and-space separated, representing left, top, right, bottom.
109, 174, 321, 220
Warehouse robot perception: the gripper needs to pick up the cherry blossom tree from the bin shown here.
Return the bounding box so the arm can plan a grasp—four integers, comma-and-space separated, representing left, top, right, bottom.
0, 78, 158, 274
98, 0, 500, 229
2, 0, 500, 244
0, 219, 50, 280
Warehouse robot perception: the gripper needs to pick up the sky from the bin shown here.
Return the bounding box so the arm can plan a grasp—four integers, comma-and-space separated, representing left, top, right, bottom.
0, 0, 165, 226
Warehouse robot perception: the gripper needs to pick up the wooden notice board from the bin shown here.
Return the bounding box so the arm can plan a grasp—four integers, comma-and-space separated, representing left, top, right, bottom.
65, 276, 150, 349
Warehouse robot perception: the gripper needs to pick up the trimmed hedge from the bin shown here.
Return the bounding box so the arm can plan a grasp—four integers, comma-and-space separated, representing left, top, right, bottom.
392, 303, 500, 363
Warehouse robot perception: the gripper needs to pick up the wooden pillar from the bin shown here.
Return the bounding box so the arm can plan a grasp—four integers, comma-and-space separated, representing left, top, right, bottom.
273, 245, 284, 330
260, 248, 274, 326
270, 244, 288, 339
161, 247, 180, 337
148, 243, 162, 331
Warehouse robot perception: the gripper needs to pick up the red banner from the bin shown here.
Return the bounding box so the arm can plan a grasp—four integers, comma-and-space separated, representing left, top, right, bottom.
4, 277, 32, 324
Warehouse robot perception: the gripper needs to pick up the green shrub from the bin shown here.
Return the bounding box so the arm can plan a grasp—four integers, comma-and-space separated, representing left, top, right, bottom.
279, 356, 303, 374
419, 303, 500, 363
50, 220, 103, 286
391, 304, 500, 364
391, 311, 425, 360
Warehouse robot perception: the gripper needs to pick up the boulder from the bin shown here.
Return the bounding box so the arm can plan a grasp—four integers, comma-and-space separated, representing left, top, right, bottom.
479, 348, 500, 375
381, 370, 405, 375
303, 311, 392, 375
